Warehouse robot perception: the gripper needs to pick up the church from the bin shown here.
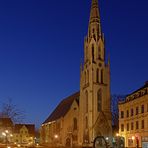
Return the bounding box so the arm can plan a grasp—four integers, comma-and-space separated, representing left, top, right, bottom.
40, 0, 112, 147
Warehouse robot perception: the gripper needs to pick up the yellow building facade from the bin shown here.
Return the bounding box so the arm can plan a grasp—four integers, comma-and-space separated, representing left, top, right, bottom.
119, 82, 148, 147
13, 124, 35, 146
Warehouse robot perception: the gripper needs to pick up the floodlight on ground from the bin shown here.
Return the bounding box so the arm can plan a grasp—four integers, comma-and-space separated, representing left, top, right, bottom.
132, 136, 135, 140
2, 132, 6, 136
5, 130, 9, 133
54, 134, 58, 139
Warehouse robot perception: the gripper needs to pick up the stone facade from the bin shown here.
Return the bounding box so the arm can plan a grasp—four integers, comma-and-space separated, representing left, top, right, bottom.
40, 92, 79, 147
40, 0, 112, 147
79, 0, 112, 146
119, 82, 148, 147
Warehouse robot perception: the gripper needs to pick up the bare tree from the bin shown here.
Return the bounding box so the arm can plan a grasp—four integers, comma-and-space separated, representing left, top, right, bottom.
0, 98, 25, 123
111, 94, 126, 127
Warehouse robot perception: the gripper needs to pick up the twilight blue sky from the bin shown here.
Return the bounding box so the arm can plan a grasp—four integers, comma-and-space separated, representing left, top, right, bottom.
0, 0, 148, 128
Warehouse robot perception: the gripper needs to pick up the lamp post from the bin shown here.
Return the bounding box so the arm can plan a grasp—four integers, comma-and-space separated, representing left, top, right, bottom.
54, 134, 59, 147
2, 130, 13, 148
2, 130, 9, 147
54, 134, 58, 139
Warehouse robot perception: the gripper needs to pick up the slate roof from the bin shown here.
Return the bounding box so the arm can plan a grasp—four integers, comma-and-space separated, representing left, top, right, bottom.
14, 124, 35, 135
127, 81, 148, 97
43, 91, 80, 124
119, 81, 148, 104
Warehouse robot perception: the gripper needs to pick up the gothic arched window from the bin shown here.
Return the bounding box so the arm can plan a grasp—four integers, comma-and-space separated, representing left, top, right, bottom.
98, 47, 101, 59
85, 91, 88, 113
86, 47, 88, 61
92, 28, 95, 33
84, 71, 86, 84
85, 116, 88, 129
87, 70, 89, 83
101, 69, 103, 83
73, 118, 77, 130
97, 89, 102, 112
92, 44, 94, 62
96, 69, 99, 83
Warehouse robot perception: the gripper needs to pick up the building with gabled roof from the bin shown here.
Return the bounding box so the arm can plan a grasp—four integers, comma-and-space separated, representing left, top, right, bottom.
43, 92, 79, 124
41, 92, 80, 147
13, 124, 35, 146
40, 0, 112, 147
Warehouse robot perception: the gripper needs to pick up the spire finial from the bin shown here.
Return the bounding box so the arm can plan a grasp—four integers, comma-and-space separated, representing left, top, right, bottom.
89, 0, 100, 24
88, 0, 102, 38
92, 0, 98, 6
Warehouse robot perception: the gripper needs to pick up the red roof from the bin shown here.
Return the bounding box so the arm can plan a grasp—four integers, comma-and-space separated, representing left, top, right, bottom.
43, 91, 79, 124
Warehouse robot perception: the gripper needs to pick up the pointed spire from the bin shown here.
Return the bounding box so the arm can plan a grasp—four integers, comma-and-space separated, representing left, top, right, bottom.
88, 0, 102, 38
89, 0, 100, 24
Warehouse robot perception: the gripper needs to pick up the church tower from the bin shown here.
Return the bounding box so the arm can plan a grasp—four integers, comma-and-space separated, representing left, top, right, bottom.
79, 0, 112, 146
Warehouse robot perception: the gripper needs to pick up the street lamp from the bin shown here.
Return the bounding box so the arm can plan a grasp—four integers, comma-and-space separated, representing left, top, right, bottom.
5, 130, 9, 134
132, 136, 135, 140
1, 130, 13, 148
2, 132, 6, 137
54, 134, 58, 139
2, 130, 9, 147
54, 134, 59, 147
